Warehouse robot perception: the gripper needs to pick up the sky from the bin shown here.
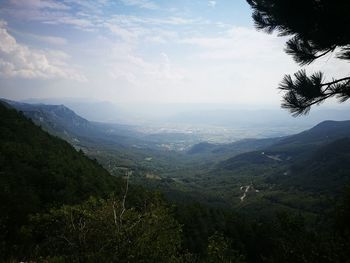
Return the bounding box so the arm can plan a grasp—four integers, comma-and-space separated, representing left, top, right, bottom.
0, 0, 349, 108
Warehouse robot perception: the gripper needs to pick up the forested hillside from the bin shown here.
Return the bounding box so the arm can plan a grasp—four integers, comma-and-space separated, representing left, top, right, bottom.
2, 0, 350, 261
2, 101, 350, 262
0, 103, 184, 262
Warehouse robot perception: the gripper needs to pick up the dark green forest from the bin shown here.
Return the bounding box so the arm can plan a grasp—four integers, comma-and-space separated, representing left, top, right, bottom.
1, 0, 350, 262
1, 98, 350, 262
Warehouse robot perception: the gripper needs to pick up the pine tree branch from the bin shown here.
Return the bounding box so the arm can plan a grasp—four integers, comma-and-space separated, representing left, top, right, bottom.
247, 0, 350, 115
298, 93, 333, 112
313, 47, 336, 61
280, 72, 350, 116
322, 76, 350, 87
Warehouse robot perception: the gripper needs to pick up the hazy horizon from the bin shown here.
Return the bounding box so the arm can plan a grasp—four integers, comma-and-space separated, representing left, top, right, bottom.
5, 96, 349, 135
0, 0, 349, 109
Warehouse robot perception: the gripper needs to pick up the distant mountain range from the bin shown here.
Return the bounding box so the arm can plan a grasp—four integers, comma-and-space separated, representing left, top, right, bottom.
18, 98, 350, 135
2, 99, 149, 149
22, 98, 130, 123
187, 138, 282, 157
2, 98, 350, 211
1, 99, 200, 171
189, 119, 350, 159
215, 119, 350, 195
166, 107, 350, 129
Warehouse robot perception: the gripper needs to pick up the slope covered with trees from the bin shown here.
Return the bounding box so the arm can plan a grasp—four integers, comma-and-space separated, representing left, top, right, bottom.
1, 101, 350, 262
0, 102, 123, 257
0, 103, 185, 262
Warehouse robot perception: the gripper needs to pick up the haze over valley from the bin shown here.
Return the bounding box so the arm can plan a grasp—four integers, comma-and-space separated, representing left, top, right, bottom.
1, 0, 350, 262
19, 97, 350, 144
3, 98, 350, 211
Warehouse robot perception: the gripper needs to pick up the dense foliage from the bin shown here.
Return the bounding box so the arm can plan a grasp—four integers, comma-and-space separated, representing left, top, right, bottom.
28, 196, 183, 262
0, 102, 125, 258
1, 102, 350, 262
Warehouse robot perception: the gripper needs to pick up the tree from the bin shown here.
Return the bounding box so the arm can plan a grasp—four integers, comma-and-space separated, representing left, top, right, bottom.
28, 196, 184, 262
206, 232, 246, 263
246, 0, 350, 115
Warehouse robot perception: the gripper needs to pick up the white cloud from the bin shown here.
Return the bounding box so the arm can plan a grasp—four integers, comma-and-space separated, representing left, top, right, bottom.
208, 1, 216, 8
180, 26, 288, 61
0, 0, 348, 107
10, 0, 70, 10
105, 23, 142, 42
108, 44, 183, 86
107, 14, 199, 27
119, 0, 158, 10
0, 20, 86, 81
2, 0, 205, 34
12, 30, 68, 45
42, 16, 95, 30
32, 35, 67, 45
2, 0, 97, 31
63, 0, 110, 13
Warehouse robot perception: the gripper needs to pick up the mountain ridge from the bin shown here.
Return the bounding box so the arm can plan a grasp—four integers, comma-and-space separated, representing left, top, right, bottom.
2, 99, 147, 149
0, 102, 124, 250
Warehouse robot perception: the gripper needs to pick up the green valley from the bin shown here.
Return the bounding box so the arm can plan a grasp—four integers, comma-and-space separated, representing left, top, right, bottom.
2, 100, 350, 262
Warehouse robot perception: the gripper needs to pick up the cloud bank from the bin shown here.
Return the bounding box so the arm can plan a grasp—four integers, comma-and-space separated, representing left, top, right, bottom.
0, 20, 85, 81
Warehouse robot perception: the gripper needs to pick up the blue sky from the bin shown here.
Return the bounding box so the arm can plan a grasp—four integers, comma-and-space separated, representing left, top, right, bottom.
0, 0, 348, 107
